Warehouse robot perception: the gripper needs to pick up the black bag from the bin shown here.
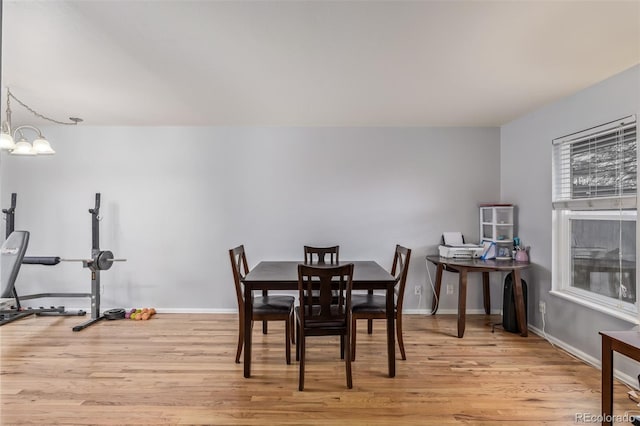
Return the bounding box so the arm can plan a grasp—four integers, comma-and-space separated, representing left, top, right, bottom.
502, 272, 528, 333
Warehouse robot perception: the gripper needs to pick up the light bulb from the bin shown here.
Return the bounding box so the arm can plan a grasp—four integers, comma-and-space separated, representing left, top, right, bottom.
10, 139, 36, 156
0, 132, 16, 150
32, 137, 55, 155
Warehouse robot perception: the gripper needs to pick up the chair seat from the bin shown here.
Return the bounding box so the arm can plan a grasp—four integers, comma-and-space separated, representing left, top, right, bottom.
351, 294, 392, 314
254, 295, 295, 314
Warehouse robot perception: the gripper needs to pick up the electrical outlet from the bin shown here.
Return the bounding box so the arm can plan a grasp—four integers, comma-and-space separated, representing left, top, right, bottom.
539, 301, 546, 314
446, 284, 454, 295
414, 285, 421, 295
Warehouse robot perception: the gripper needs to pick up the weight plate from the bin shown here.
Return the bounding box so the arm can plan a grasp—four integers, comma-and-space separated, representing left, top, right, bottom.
97, 250, 114, 270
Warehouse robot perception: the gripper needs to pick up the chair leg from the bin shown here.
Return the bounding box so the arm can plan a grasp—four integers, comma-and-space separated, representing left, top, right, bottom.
263, 320, 268, 334
367, 319, 373, 334
351, 317, 357, 361
285, 318, 291, 365
296, 320, 301, 362
345, 330, 353, 389
235, 316, 244, 364
396, 313, 406, 361
340, 333, 345, 359
298, 335, 306, 391
290, 313, 295, 344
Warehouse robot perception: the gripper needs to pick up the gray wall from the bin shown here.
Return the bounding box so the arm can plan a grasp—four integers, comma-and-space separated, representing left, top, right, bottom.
501, 64, 640, 374
0, 127, 500, 313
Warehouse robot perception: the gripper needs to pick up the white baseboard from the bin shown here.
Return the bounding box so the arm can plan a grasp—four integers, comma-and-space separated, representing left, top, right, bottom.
153, 308, 236, 314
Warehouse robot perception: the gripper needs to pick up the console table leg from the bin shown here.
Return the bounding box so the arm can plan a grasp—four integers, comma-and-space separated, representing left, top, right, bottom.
432, 263, 444, 314
482, 272, 490, 315
457, 269, 467, 338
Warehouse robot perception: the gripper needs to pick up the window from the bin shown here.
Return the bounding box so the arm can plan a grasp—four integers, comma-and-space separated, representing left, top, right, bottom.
552, 116, 638, 321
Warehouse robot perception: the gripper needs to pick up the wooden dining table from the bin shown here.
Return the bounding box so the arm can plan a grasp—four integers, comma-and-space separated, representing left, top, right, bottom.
241, 260, 398, 378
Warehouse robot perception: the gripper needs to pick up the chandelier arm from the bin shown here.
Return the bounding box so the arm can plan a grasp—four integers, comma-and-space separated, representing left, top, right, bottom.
13, 125, 44, 139
7, 91, 81, 126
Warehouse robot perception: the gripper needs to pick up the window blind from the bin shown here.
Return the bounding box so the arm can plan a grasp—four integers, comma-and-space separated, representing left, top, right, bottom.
552, 115, 637, 210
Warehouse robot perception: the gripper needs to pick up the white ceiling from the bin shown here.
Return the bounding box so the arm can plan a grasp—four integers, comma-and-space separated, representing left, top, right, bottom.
1, 0, 639, 127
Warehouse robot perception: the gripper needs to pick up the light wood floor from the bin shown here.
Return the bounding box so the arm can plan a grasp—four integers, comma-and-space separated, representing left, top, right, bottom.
0, 313, 634, 425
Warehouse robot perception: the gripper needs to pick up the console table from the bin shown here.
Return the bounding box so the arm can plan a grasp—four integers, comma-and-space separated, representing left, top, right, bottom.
426, 256, 530, 338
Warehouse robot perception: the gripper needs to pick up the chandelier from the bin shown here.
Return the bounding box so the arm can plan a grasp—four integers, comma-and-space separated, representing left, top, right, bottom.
0, 88, 82, 156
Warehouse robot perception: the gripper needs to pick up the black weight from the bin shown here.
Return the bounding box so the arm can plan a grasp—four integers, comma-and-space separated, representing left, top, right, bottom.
96, 250, 114, 270
103, 308, 125, 320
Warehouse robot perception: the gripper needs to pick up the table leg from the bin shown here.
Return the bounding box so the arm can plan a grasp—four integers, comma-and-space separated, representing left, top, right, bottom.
512, 269, 528, 337
482, 272, 491, 315
262, 290, 268, 334
431, 263, 444, 314
387, 283, 396, 377
243, 286, 253, 378
368, 289, 374, 333
601, 335, 613, 425
457, 269, 467, 338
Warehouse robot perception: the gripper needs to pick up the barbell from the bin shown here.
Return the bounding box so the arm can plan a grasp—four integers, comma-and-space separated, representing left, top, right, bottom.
61, 250, 127, 271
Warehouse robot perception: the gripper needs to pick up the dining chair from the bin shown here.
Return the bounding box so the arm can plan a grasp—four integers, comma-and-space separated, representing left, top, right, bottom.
303, 245, 341, 302
350, 245, 411, 361
229, 245, 295, 364
303, 245, 339, 265
296, 263, 354, 391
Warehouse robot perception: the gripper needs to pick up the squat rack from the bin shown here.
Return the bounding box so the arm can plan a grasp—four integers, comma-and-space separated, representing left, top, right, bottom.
1, 193, 125, 331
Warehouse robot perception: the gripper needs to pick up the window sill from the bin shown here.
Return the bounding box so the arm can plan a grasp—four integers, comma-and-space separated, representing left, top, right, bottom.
550, 290, 639, 325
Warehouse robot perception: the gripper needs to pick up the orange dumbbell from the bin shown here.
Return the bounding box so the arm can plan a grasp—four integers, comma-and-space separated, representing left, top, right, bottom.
141, 308, 157, 320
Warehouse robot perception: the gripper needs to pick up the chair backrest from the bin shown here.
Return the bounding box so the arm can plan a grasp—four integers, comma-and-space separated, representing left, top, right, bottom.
229, 245, 250, 312
391, 245, 412, 311
297, 263, 353, 326
304, 245, 339, 265
1, 231, 29, 299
